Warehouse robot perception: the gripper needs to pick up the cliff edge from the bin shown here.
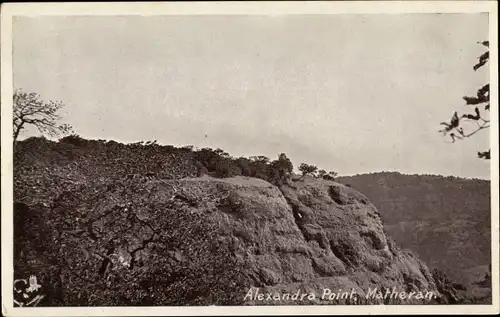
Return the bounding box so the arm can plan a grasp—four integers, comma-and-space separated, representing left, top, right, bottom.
15, 172, 445, 305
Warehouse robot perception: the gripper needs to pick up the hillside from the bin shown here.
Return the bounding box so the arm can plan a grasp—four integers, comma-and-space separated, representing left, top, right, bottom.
337, 172, 491, 300
12, 137, 465, 306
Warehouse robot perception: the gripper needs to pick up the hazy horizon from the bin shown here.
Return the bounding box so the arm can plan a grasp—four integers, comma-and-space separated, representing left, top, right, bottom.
13, 14, 491, 179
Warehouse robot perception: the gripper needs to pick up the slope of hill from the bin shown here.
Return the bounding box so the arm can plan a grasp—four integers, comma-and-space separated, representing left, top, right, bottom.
337, 172, 491, 301
12, 137, 461, 306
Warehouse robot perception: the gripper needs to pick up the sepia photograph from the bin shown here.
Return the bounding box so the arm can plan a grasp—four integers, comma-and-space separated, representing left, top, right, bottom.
1, 1, 498, 316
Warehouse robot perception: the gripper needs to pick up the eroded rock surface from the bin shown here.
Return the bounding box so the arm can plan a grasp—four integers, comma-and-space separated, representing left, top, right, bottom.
15, 174, 444, 306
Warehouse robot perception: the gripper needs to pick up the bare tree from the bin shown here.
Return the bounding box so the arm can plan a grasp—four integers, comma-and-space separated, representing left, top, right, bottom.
13, 90, 73, 142
439, 41, 490, 159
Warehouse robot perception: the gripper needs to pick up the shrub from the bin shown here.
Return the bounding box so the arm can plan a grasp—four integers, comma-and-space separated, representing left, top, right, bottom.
323, 171, 338, 181
59, 134, 87, 147
214, 158, 241, 178
194, 148, 241, 178
268, 153, 294, 185
299, 163, 318, 177
248, 156, 270, 179
235, 157, 253, 176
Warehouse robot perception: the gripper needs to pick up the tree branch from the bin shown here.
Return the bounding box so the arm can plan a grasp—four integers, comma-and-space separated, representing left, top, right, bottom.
13, 89, 72, 142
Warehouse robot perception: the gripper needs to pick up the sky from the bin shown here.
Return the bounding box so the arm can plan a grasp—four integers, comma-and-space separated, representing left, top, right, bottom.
12, 14, 490, 179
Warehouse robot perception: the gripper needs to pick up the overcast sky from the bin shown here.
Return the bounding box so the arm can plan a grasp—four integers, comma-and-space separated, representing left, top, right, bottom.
13, 14, 490, 179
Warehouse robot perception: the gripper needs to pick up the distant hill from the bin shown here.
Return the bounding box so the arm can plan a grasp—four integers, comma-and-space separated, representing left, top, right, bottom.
337, 172, 491, 298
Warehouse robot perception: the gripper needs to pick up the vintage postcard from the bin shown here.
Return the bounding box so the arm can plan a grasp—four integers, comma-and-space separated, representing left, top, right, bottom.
1, 1, 498, 316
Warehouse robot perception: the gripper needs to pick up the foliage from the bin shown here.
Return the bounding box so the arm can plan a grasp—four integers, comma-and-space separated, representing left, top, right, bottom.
59, 134, 88, 147
323, 171, 338, 181
317, 169, 338, 180
194, 149, 296, 184
15, 134, 341, 193
247, 156, 271, 179
249, 155, 270, 164
318, 170, 327, 178
268, 153, 294, 185
439, 41, 490, 159
13, 90, 73, 142
235, 157, 252, 176
194, 148, 241, 178
299, 163, 318, 177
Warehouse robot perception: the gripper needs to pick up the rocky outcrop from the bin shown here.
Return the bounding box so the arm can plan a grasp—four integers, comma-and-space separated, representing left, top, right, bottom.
14, 174, 443, 306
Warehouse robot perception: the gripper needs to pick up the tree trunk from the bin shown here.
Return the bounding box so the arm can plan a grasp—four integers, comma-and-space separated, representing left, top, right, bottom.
13, 124, 22, 143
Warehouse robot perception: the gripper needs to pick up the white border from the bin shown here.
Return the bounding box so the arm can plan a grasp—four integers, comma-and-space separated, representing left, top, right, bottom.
1, 1, 498, 316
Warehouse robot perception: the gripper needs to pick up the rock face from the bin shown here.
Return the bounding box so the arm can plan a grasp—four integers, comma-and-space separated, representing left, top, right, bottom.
14, 173, 443, 306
